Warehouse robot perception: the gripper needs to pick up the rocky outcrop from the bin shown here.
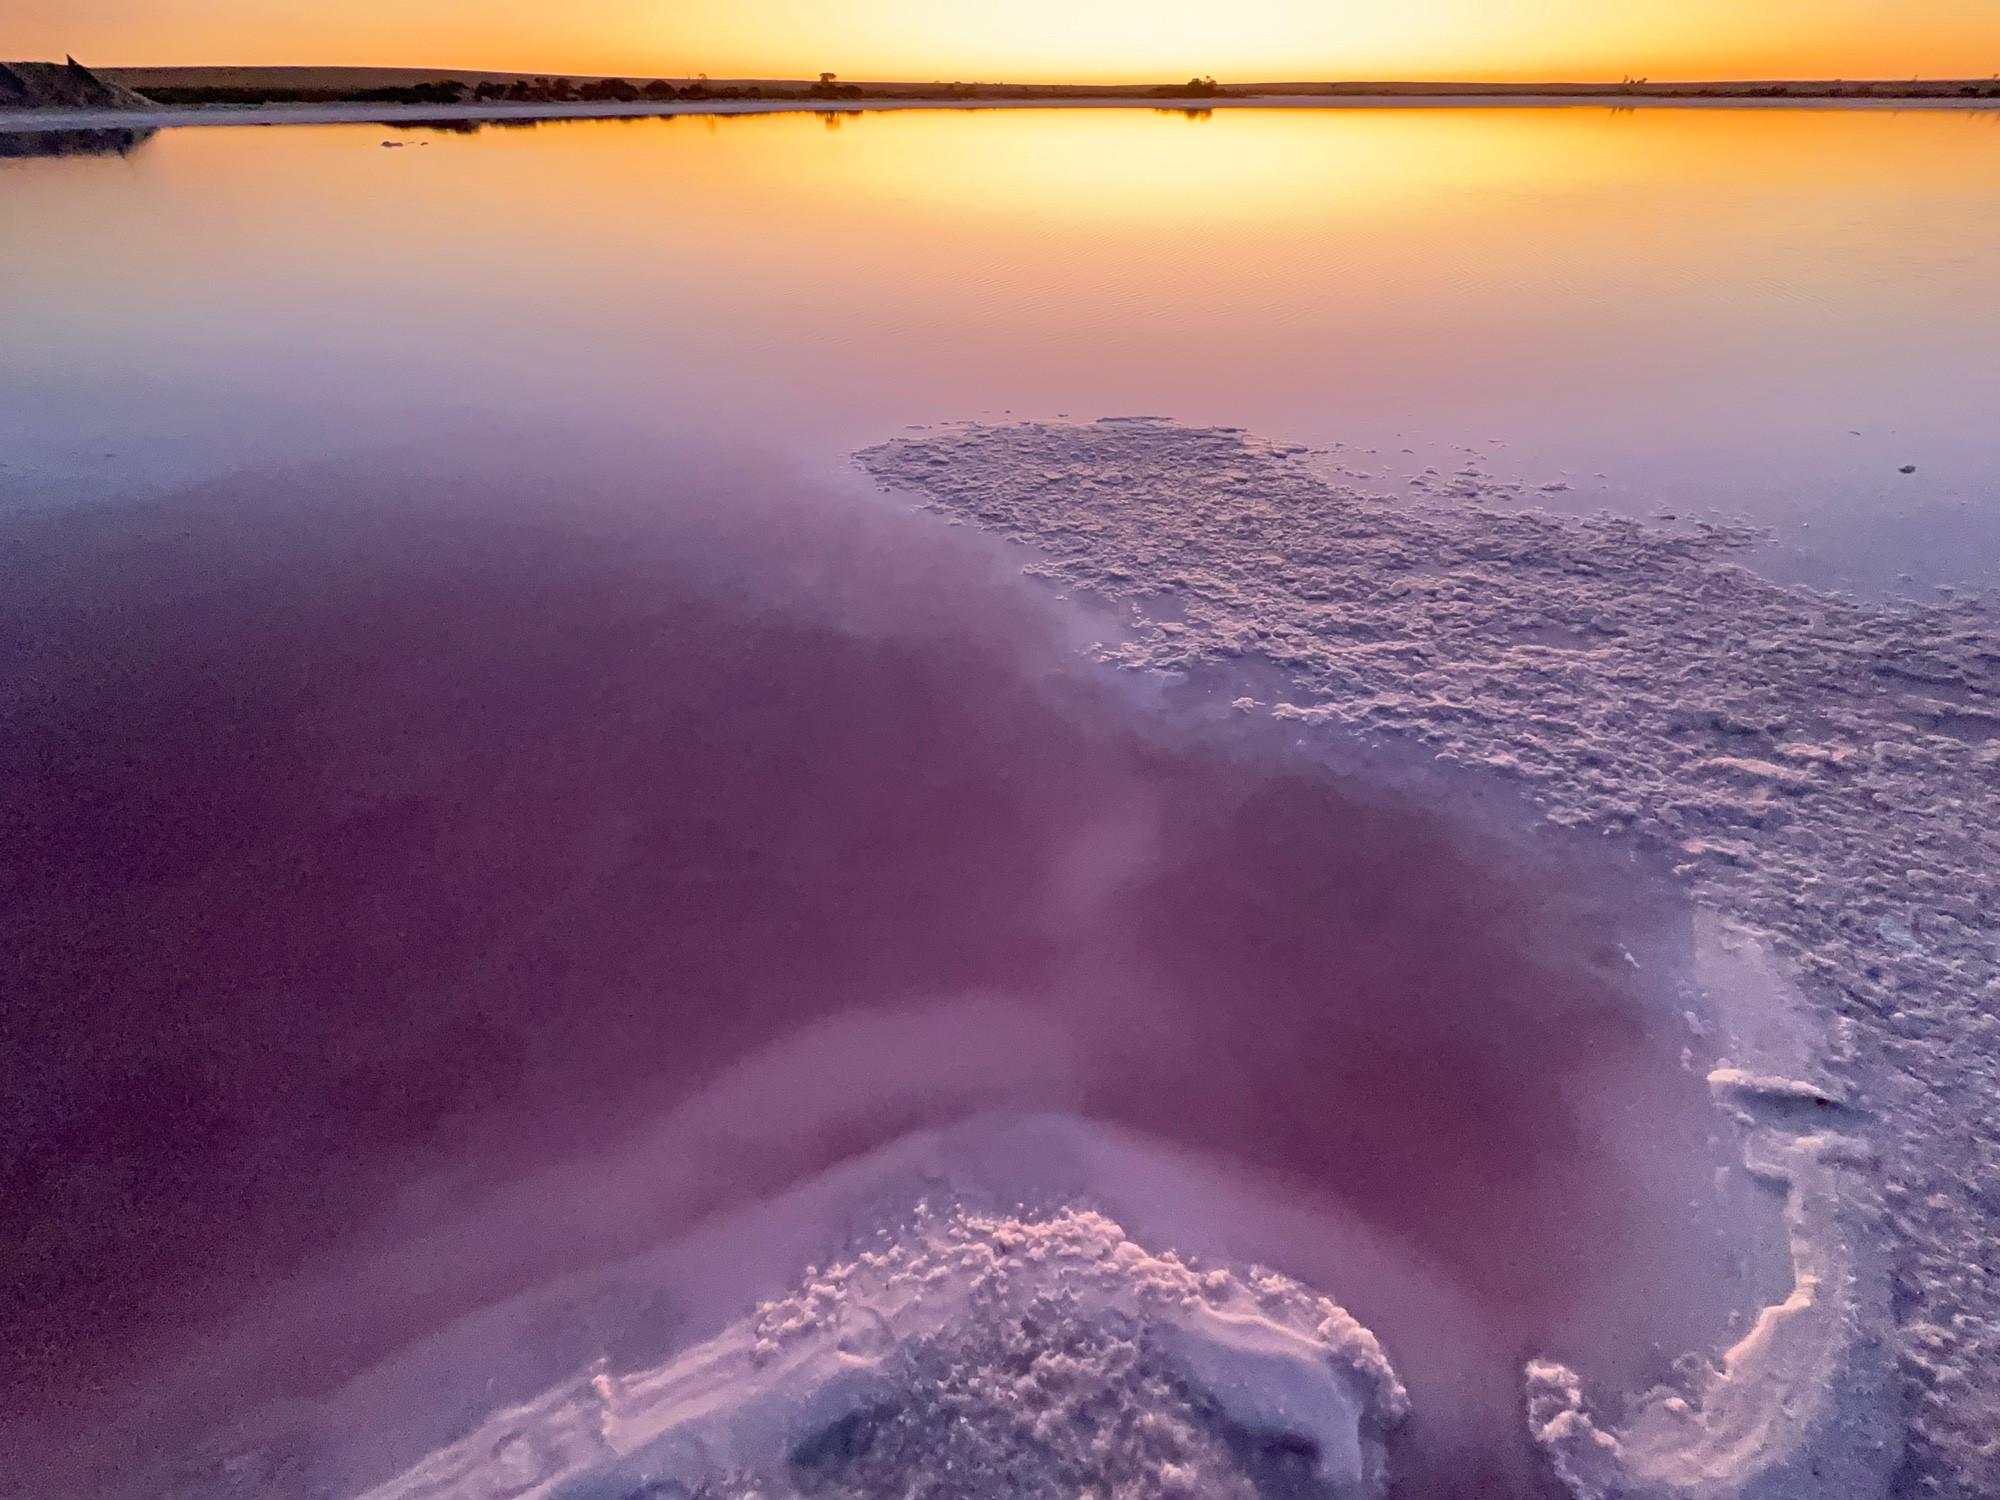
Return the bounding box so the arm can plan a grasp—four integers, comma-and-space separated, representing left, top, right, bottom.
0, 58, 156, 111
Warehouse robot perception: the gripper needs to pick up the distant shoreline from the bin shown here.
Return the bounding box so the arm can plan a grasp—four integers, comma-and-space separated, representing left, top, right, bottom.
6, 63, 1998, 132
91, 66, 2000, 101
7, 89, 2000, 134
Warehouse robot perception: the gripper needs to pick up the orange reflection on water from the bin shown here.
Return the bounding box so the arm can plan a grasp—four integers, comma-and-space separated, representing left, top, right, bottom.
3, 104, 1998, 550
721, 103, 2000, 223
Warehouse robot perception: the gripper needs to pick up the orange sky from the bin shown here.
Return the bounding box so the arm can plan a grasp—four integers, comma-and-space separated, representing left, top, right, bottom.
11, 0, 2000, 80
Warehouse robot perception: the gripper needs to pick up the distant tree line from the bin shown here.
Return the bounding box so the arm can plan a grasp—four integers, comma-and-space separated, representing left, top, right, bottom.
463, 74, 868, 104
1152, 77, 1225, 98
471, 77, 683, 103
133, 75, 896, 107
138, 78, 683, 107
142, 80, 474, 106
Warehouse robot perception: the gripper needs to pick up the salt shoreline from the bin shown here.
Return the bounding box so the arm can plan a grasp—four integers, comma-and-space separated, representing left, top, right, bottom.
859, 419, 2000, 1500
5, 91, 1999, 134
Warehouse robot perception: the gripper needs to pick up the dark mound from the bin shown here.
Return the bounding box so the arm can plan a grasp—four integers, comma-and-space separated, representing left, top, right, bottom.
0, 58, 155, 111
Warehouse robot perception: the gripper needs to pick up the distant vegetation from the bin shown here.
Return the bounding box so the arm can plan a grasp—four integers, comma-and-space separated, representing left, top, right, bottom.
142, 80, 474, 106
1153, 76, 1226, 98
471, 77, 679, 103
130, 75, 885, 107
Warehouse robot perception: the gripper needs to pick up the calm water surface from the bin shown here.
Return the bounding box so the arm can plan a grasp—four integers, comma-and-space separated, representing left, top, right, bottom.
6, 106, 1990, 1500
4, 105, 1999, 593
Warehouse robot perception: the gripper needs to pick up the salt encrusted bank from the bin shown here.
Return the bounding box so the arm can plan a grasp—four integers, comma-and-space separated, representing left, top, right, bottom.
859, 420, 2000, 1500
358, 1208, 1409, 1500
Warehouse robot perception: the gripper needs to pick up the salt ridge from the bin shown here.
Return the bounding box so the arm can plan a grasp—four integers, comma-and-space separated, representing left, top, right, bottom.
357, 1207, 1408, 1500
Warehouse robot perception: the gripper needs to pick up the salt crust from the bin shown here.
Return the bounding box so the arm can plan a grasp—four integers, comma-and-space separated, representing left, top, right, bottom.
857, 421, 2000, 1499
1519, 917, 1901, 1500
1526, 1098, 1892, 1500
356, 1207, 1408, 1500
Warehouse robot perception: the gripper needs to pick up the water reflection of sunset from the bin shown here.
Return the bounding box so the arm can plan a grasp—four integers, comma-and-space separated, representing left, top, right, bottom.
5, 105, 1997, 594
703, 104, 2000, 225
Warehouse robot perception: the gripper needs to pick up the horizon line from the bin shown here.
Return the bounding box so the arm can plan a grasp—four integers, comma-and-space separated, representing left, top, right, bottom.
71, 67, 2000, 88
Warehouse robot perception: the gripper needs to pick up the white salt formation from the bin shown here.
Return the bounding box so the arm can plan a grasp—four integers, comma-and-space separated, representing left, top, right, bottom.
1526, 1079, 1892, 1500
357, 1207, 1408, 1500
1519, 918, 1899, 1500
859, 421, 2000, 1500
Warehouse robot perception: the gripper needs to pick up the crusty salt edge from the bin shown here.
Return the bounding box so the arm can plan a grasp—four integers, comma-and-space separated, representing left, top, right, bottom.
1527, 1130, 1891, 1500
1526, 921, 1898, 1500
854, 424, 1930, 1499
353, 1208, 1409, 1500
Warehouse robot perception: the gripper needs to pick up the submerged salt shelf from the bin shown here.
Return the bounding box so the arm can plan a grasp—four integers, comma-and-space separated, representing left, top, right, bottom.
859, 420, 2000, 1499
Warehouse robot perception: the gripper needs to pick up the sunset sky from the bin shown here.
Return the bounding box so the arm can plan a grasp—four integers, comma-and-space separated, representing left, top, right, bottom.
10, 0, 2000, 81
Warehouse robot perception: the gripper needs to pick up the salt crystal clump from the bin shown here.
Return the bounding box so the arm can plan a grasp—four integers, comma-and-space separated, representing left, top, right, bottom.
356, 1207, 1407, 1500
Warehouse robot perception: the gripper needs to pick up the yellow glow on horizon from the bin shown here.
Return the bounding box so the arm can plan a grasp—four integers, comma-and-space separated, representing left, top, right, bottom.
555, 105, 2000, 240
11, 0, 2000, 81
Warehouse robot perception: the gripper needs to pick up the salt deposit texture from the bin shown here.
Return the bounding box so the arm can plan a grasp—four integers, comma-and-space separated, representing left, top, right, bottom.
856, 420, 2000, 1500
360, 1207, 1409, 1500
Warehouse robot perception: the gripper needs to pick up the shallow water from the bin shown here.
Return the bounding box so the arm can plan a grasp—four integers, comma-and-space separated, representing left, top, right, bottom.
1, 105, 1990, 1500
2, 433, 1787, 1496
3, 105, 1998, 593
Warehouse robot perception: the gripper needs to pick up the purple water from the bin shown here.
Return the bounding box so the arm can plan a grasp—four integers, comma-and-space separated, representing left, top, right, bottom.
4, 434, 1753, 1497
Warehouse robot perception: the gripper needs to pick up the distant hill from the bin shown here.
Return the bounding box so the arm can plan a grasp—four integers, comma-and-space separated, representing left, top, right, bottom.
0, 58, 155, 110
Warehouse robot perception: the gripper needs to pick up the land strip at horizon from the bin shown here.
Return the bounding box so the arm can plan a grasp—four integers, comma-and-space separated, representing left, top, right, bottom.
8, 66, 2000, 134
